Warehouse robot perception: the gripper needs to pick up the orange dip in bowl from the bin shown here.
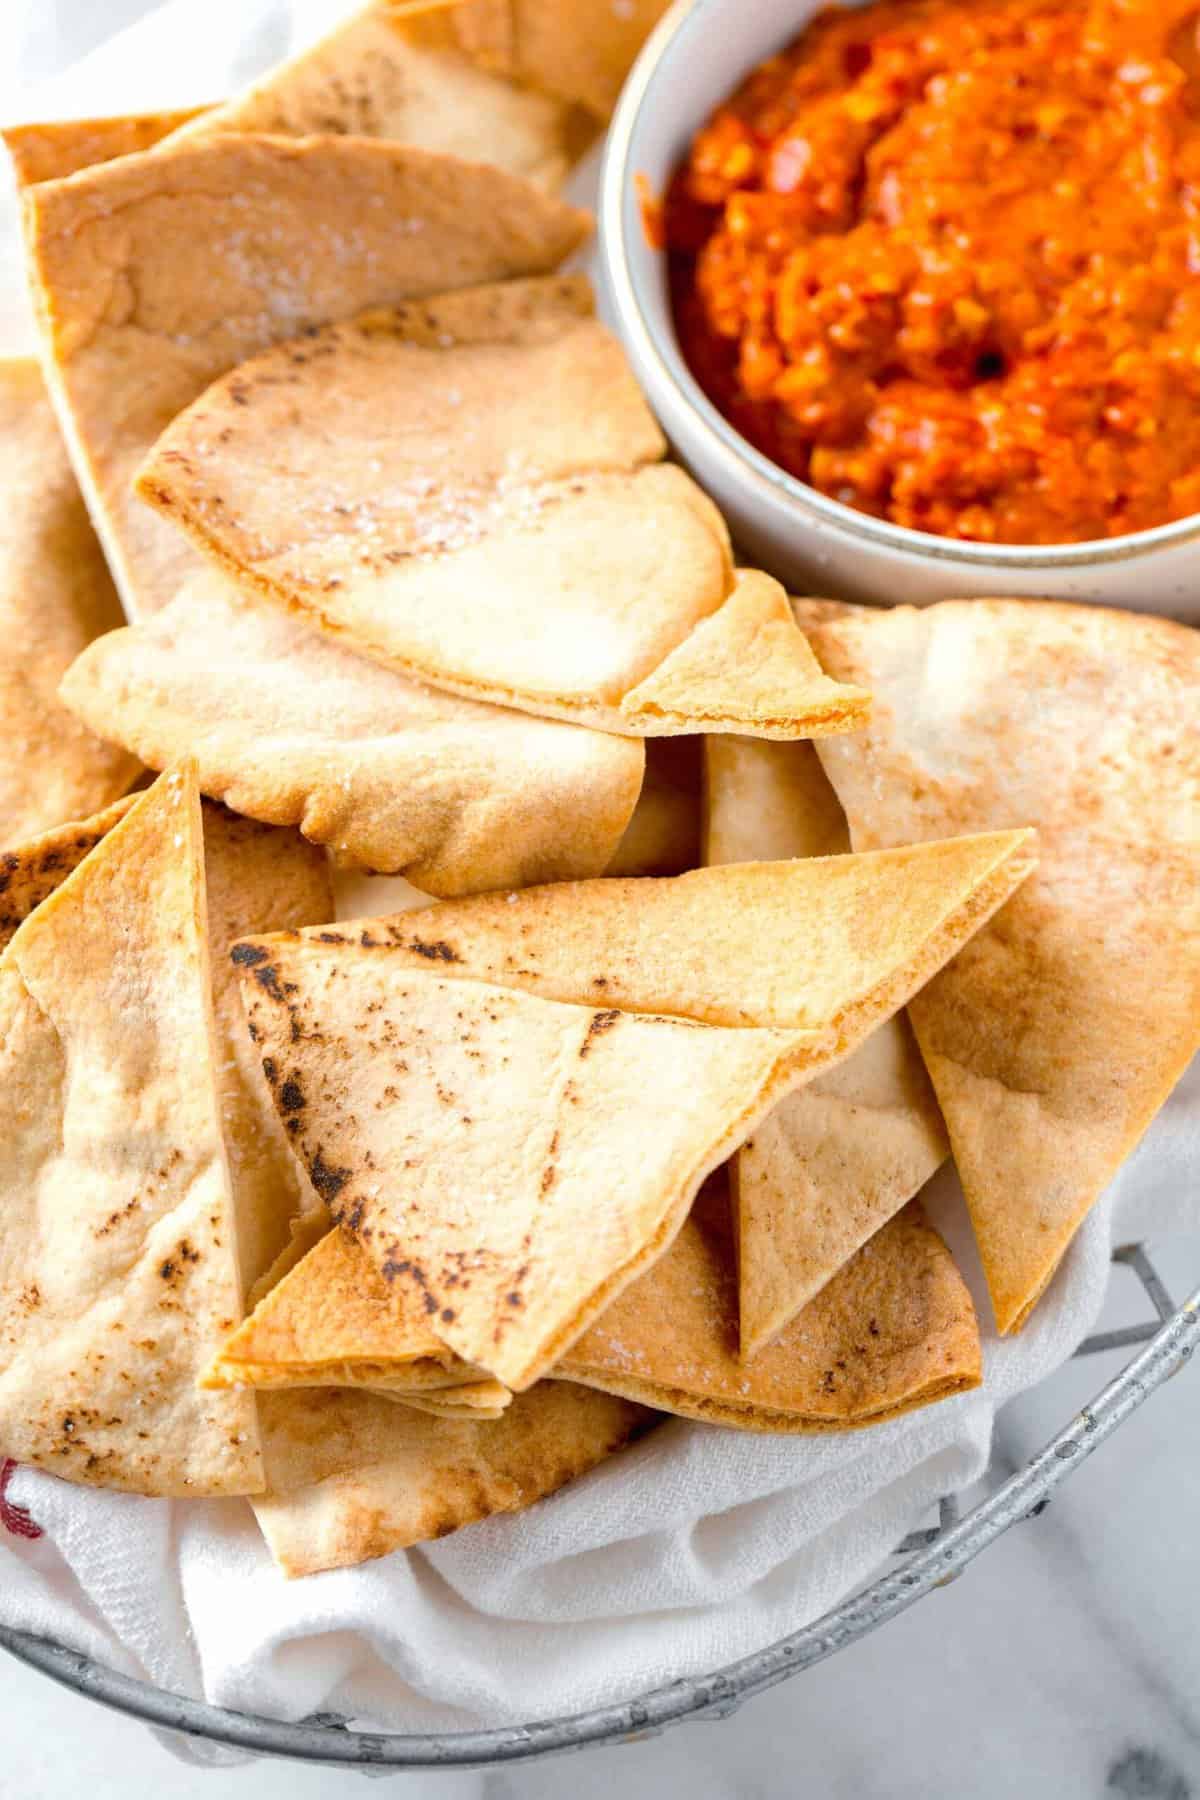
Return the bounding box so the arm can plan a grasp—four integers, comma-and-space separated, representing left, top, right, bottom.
666, 0, 1200, 545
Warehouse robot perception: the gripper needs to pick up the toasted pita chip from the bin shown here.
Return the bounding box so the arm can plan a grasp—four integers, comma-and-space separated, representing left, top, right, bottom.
0, 767, 262, 1495
803, 598, 1200, 1333
455, 0, 673, 120
201, 805, 334, 1289
317, 833, 1036, 1066
560, 1187, 980, 1428
163, 1, 594, 191
59, 571, 643, 891
0, 795, 135, 949
704, 736, 948, 1357
254, 1381, 651, 1575
237, 939, 813, 1389
247, 1203, 338, 1312
0, 788, 329, 1288
23, 136, 589, 618
3, 109, 202, 186
0, 360, 137, 843
133, 282, 868, 738
205, 1223, 508, 1413
607, 739, 701, 877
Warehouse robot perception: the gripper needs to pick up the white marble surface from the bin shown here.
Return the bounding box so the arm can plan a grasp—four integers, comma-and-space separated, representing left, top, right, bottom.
5, 1235, 1197, 1798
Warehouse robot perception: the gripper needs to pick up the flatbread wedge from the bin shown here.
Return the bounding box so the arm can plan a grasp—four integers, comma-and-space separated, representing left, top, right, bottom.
314, 832, 1037, 1071
0, 788, 332, 1289
0, 765, 262, 1495
705, 735, 948, 1357
59, 570, 643, 892
455, 0, 674, 120
3, 109, 202, 186
0, 795, 135, 949
22, 136, 589, 618
205, 1221, 510, 1416
132, 280, 868, 739
0, 359, 137, 844
236, 937, 815, 1389
254, 1381, 652, 1576
163, 0, 595, 191
803, 598, 1200, 1333
560, 1186, 981, 1429
200, 804, 334, 1290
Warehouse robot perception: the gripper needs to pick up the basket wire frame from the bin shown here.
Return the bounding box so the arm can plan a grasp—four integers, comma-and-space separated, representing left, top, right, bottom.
0, 1242, 1195, 1773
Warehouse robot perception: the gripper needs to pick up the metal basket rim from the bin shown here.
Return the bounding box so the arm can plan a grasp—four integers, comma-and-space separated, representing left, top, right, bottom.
1, 1259, 1195, 1773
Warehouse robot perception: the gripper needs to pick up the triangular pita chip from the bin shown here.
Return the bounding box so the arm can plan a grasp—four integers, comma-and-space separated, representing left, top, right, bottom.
23, 135, 589, 617
163, 0, 595, 191
205, 1222, 509, 1417
0, 788, 331, 1289
237, 937, 812, 1388
704, 735, 947, 1357
0, 359, 137, 843
803, 597, 1200, 1333
254, 1381, 651, 1575
3, 109, 202, 187
133, 279, 868, 738
315, 832, 1036, 1068
0, 795, 135, 950
455, 0, 673, 120
200, 804, 334, 1289
0, 766, 262, 1495
59, 570, 643, 892
560, 1186, 980, 1428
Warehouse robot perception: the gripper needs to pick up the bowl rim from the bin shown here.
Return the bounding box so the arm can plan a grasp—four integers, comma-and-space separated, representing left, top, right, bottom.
599, 0, 1200, 572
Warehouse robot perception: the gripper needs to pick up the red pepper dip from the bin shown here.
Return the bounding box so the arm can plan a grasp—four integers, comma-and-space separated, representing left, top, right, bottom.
666, 0, 1200, 544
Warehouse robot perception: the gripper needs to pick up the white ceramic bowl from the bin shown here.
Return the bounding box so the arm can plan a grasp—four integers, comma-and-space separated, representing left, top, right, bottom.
599, 0, 1200, 619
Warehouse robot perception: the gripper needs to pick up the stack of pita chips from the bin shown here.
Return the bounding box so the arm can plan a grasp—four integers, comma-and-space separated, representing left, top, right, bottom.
704, 737, 950, 1357
0, 2, 1194, 1589
129, 277, 866, 738
0, 361, 137, 844
799, 598, 1200, 1333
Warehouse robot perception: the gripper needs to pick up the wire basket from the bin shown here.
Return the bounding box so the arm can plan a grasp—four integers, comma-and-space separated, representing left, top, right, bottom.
0, 1242, 1195, 1773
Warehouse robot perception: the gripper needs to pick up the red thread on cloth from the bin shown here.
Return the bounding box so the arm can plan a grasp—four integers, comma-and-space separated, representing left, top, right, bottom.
0, 1459, 43, 1540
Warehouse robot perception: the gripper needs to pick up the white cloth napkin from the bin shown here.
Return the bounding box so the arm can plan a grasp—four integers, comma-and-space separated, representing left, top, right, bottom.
0, 0, 1197, 1747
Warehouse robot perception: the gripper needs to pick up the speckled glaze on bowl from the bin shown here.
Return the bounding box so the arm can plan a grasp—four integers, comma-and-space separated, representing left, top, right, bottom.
599, 0, 1200, 619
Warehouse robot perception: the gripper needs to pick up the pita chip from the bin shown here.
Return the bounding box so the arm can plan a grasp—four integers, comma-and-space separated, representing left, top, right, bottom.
0, 766, 262, 1495
0, 785, 330, 1289
133, 279, 868, 738
205, 1221, 510, 1417
0, 795, 136, 950
163, 1, 594, 192
704, 735, 948, 1356
320, 832, 1037, 1069
803, 598, 1200, 1333
3, 109, 202, 187
455, 0, 674, 120
237, 936, 812, 1388
0, 359, 137, 844
254, 1381, 651, 1575
23, 136, 589, 617
200, 804, 334, 1289
560, 1186, 980, 1429
59, 570, 643, 892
